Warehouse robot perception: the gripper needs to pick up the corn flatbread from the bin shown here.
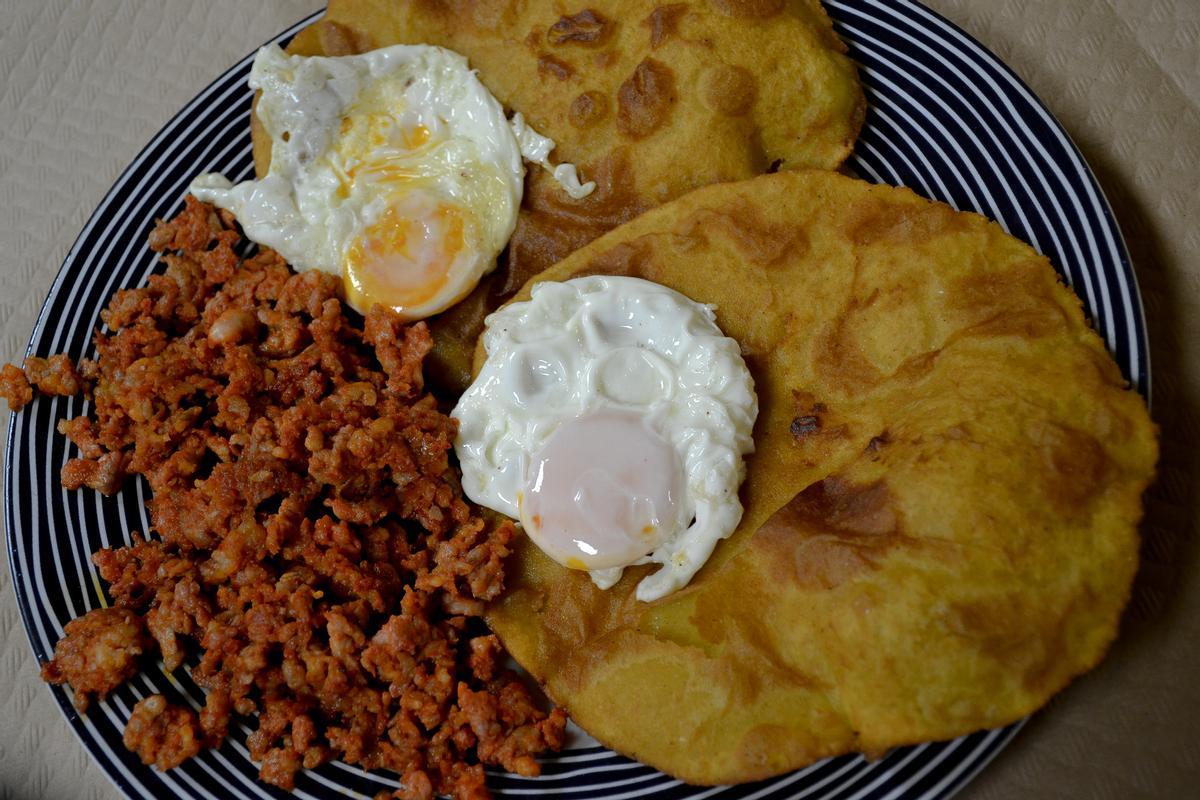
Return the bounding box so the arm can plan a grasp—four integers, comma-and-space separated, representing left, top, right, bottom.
253, 0, 865, 391
481, 170, 1158, 783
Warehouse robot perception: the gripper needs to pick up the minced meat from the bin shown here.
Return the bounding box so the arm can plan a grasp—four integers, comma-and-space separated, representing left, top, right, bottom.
18, 197, 566, 799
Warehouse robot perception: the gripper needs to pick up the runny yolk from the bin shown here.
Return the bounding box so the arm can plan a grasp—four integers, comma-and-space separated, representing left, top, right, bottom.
519, 409, 684, 571
342, 200, 465, 317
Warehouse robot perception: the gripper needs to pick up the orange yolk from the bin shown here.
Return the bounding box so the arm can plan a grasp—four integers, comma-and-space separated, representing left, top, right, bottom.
343, 201, 465, 316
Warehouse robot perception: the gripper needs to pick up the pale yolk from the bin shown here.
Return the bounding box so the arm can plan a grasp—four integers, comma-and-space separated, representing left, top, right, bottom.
343, 200, 465, 317
401, 123, 431, 150
520, 409, 684, 571
335, 114, 433, 209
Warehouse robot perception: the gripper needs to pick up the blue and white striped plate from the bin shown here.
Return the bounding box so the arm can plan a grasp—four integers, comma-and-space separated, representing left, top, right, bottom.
6, 2, 1147, 799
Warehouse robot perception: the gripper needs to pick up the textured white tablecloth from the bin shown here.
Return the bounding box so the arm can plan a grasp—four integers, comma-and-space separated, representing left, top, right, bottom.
2, 2, 1197, 798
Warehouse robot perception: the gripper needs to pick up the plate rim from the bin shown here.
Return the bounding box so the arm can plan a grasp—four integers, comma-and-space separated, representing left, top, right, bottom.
3, 2, 1150, 799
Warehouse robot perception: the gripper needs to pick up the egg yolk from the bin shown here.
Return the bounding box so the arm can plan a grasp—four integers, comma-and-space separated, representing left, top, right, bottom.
343, 200, 465, 318
401, 123, 431, 150
520, 409, 684, 571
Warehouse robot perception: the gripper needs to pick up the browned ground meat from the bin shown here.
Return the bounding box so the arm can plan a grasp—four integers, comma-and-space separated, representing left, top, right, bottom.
40, 607, 151, 711
0, 363, 33, 411
26, 197, 567, 798
124, 694, 203, 770
60, 450, 129, 495
23, 354, 83, 396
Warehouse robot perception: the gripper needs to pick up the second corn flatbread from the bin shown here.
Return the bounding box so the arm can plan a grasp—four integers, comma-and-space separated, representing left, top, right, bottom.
481, 170, 1158, 783
256, 0, 864, 391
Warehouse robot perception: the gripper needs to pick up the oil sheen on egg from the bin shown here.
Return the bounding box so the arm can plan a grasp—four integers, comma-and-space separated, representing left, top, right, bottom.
189, 44, 592, 321
452, 276, 758, 602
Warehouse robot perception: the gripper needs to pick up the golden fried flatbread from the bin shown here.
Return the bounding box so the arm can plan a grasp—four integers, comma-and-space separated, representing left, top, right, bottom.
481, 170, 1157, 783
254, 0, 864, 390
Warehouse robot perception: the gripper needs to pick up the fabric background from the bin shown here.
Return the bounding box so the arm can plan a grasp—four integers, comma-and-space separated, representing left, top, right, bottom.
1, 1, 1195, 798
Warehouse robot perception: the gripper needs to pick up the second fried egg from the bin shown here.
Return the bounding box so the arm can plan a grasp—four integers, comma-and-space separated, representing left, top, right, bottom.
453, 276, 758, 602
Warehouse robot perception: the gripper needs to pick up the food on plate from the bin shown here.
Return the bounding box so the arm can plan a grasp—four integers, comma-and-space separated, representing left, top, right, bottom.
453, 275, 757, 601
482, 169, 1158, 784
261, 0, 866, 390
2, 3, 1158, 795
193, 43, 591, 322
13, 199, 566, 800
0, 356, 82, 412
38, 607, 151, 711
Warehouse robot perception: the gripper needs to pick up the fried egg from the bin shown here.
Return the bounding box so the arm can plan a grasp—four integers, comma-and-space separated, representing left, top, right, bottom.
189, 44, 592, 320
452, 276, 758, 601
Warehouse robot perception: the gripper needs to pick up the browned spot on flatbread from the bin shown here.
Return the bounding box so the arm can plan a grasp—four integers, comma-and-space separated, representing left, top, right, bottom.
701, 64, 756, 116
951, 262, 1039, 312
789, 394, 829, 439
569, 90, 609, 128
846, 197, 973, 248
790, 415, 821, 439
643, 4, 690, 48
962, 309, 1066, 340
504, 150, 650, 291
317, 20, 372, 56
1026, 420, 1112, 511
892, 347, 942, 384
786, 392, 850, 468
538, 54, 574, 80
503, 214, 593, 296
710, 0, 784, 18
754, 478, 899, 591
548, 9, 612, 46
677, 203, 808, 266
942, 593, 1077, 694
617, 59, 678, 139
575, 238, 663, 283
532, 148, 645, 227
949, 261, 1070, 340
791, 478, 898, 537
811, 286, 890, 395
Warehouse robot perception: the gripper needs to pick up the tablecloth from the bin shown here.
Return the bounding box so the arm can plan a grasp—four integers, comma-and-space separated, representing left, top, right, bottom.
1, 1, 1196, 798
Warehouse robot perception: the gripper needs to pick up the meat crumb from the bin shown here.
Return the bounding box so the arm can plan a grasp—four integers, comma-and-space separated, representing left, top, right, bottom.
123, 695, 203, 770
0, 363, 33, 411
40, 607, 150, 711
24, 354, 83, 396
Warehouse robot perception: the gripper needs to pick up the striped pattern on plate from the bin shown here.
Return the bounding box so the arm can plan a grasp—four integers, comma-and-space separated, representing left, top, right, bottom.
5, 2, 1146, 799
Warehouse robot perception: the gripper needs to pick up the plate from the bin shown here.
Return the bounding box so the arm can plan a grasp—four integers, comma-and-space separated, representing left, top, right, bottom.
5, 2, 1148, 799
